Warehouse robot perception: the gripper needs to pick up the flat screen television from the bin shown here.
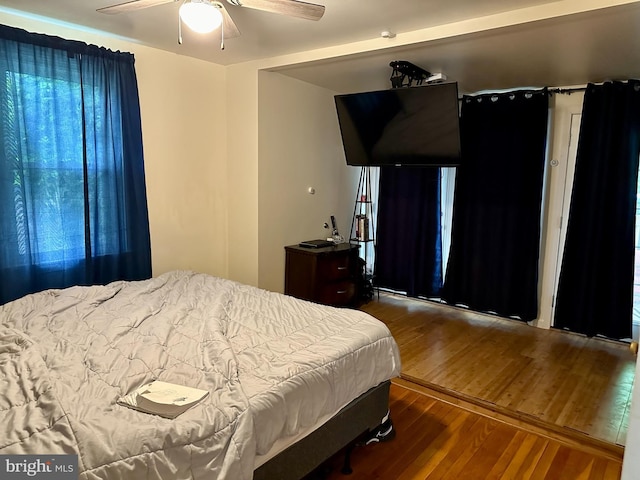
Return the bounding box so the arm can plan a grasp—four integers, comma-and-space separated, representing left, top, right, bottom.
334, 82, 461, 166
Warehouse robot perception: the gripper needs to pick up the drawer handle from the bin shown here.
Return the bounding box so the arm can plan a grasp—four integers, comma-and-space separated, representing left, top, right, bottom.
337, 266, 348, 270
337, 290, 347, 294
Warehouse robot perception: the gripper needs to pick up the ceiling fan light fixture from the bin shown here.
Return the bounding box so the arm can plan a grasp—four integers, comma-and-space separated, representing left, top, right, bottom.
179, 0, 223, 34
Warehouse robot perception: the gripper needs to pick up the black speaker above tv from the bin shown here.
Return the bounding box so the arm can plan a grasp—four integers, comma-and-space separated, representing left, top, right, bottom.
335, 82, 461, 167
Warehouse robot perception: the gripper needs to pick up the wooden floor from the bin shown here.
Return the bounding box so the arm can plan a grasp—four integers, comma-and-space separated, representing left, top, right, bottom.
302, 293, 633, 480
319, 382, 623, 480
360, 293, 636, 449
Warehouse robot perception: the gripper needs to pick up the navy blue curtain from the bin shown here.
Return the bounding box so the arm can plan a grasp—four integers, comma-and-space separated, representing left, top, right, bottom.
374, 166, 443, 298
441, 89, 549, 321
0, 25, 151, 304
555, 81, 640, 339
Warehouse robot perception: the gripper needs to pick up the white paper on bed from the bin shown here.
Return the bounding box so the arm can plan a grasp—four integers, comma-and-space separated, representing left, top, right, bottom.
117, 380, 210, 419
0, 271, 401, 480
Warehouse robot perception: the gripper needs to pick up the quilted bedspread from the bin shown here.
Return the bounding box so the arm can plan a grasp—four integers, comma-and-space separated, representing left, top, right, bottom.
0, 271, 401, 479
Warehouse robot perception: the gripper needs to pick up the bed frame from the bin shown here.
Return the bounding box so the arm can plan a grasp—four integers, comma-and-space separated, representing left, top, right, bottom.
253, 380, 391, 480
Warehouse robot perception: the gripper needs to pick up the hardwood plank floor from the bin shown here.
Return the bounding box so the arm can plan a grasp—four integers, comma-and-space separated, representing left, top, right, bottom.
318, 383, 623, 480
359, 292, 636, 448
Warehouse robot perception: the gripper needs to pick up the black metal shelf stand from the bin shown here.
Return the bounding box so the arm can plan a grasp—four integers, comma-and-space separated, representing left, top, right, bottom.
350, 166, 377, 300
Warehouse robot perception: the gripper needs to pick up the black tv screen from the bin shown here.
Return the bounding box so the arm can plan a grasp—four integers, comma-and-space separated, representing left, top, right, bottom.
335, 82, 461, 166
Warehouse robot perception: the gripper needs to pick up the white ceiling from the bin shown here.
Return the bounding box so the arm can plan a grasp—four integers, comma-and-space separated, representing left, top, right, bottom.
275, 2, 640, 94
1, 0, 640, 94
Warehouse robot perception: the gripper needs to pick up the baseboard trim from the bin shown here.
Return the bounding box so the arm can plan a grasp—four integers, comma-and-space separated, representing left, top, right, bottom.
395, 375, 625, 462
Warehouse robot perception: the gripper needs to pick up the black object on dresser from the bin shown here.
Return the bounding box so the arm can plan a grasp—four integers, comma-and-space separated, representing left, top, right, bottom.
285, 243, 361, 306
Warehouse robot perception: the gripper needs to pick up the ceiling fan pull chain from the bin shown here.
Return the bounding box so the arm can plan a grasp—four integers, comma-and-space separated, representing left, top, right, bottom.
178, 0, 187, 44
220, 8, 225, 50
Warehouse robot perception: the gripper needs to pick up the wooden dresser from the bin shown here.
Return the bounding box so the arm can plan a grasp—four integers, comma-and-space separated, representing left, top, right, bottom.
284, 243, 361, 306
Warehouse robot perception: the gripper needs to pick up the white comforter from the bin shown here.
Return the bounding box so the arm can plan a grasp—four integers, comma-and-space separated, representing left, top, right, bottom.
0, 271, 400, 479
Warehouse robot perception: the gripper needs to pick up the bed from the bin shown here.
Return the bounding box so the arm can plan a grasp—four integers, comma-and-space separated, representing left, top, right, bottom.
0, 270, 401, 479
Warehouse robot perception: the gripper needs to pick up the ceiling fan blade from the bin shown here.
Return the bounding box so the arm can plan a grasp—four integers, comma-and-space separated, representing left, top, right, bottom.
97, 0, 175, 14
217, 3, 241, 38
227, 0, 324, 21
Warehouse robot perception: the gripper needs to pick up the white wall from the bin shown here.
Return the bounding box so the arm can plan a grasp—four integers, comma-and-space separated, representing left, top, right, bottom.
225, 63, 358, 291
226, 63, 259, 286
0, 11, 229, 279
138, 50, 228, 278
257, 71, 356, 292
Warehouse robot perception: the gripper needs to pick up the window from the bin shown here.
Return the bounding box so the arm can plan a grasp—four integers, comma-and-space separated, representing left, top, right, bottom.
0, 24, 151, 304
5, 69, 84, 266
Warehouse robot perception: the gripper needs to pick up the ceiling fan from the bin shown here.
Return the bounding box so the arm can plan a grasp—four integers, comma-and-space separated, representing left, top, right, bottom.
97, 0, 325, 46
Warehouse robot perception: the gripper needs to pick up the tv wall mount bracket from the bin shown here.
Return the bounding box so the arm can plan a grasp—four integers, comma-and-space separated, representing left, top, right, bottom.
389, 61, 446, 88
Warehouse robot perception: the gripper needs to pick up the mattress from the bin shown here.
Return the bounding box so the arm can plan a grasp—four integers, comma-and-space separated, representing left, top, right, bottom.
0, 271, 400, 480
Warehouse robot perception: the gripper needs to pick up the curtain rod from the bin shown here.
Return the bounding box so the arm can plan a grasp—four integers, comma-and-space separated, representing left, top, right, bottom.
457, 80, 638, 100
548, 80, 639, 94
457, 86, 586, 101
548, 86, 587, 95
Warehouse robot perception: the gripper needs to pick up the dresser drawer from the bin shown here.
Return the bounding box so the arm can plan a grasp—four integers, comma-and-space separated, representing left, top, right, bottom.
318, 280, 356, 306
318, 253, 353, 281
